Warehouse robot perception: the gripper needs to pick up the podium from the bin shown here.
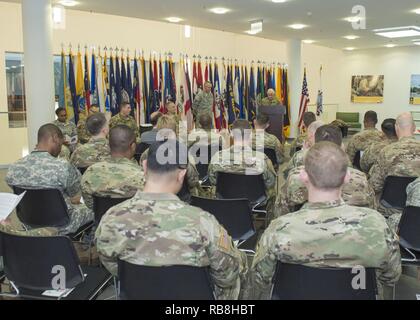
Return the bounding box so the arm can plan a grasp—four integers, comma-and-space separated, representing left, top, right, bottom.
258, 104, 286, 143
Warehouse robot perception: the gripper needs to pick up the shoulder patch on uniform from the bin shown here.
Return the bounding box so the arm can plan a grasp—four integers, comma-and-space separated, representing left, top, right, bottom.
218, 226, 232, 252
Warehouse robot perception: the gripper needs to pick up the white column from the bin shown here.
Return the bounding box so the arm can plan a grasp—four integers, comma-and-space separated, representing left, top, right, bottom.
286, 39, 302, 139
22, 0, 55, 151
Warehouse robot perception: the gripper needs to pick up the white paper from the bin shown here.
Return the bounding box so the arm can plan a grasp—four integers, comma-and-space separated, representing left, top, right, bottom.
416, 294, 420, 301
0, 192, 26, 220
70, 135, 78, 144
42, 287, 75, 298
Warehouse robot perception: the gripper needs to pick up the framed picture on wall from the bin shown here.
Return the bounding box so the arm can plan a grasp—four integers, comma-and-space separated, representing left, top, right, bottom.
410, 75, 420, 105
351, 75, 384, 103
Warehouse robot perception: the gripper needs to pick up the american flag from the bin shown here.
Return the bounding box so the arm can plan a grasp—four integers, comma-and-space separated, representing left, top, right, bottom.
298, 68, 310, 129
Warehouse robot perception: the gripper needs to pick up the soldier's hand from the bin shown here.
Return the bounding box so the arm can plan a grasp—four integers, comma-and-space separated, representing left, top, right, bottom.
70, 195, 82, 205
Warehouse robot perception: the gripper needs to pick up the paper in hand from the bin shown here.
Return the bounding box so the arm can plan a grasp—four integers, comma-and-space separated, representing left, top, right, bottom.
0, 191, 26, 220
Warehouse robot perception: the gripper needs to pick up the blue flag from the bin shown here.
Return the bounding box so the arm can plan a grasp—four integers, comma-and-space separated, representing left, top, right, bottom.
115, 56, 122, 111
68, 53, 79, 124
109, 56, 118, 115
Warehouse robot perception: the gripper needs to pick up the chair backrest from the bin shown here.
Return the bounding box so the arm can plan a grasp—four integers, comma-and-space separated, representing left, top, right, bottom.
77, 167, 88, 175
177, 177, 191, 203
118, 260, 214, 300
134, 142, 151, 163
398, 206, 420, 252
190, 144, 221, 180
191, 196, 255, 241
0, 231, 83, 291
216, 172, 266, 204
93, 196, 132, 226
272, 262, 377, 300
13, 187, 70, 228
353, 151, 361, 170
264, 148, 278, 168
381, 176, 417, 209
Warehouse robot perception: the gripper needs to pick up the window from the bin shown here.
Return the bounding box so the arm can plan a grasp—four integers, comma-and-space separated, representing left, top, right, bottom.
5, 52, 26, 128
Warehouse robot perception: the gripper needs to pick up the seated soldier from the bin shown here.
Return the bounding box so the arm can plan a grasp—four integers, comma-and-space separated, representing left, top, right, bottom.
208, 119, 277, 219
277, 125, 375, 217
370, 113, 420, 228
70, 113, 111, 169
360, 118, 398, 175
53, 107, 78, 159
6, 124, 93, 235
252, 113, 285, 169
250, 141, 401, 300
81, 125, 145, 210
283, 120, 324, 179
140, 111, 162, 145
109, 102, 140, 143
406, 177, 420, 208
140, 115, 202, 198
77, 105, 100, 144
187, 113, 227, 149
289, 111, 316, 157
346, 110, 384, 165
95, 140, 248, 300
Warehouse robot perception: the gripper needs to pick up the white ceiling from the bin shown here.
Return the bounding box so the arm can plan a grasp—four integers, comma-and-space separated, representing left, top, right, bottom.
7, 0, 420, 50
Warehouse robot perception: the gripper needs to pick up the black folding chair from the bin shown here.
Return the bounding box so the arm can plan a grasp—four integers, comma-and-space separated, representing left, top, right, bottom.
271, 262, 378, 300
0, 231, 112, 300
12, 187, 93, 240
93, 196, 132, 227
77, 167, 88, 175
189, 144, 222, 185
380, 176, 417, 209
190, 196, 257, 254
216, 172, 268, 227
353, 151, 361, 171
177, 178, 191, 203
398, 206, 420, 266
118, 260, 215, 300
264, 148, 278, 169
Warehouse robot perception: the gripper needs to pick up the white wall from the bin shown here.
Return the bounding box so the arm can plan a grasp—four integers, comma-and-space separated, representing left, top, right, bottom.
0, 1, 346, 164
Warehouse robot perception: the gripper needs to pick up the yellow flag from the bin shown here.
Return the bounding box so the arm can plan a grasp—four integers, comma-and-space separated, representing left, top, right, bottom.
76, 51, 85, 115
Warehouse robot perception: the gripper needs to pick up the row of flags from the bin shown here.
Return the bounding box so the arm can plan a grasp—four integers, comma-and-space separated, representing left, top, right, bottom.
58, 48, 294, 136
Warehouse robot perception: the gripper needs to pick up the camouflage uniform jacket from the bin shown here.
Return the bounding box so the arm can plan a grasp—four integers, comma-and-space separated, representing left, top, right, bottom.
192, 91, 214, 117
109, 113, 140, 143
369, 136, 420, 215
95, 192, 248, 300
70, 137, 111, 168
283, 149, 306, 179
250, 199, 401, 299
252, 130, 285, 166
260, 97, 281, 106
360, 138, 397, 174
407, 178, 420, 207
53, 120, 77, 140
77, 118, 91, 144
289, 132, 307, 157
346, 128, 384, 164
5, 151, 93, 234
81, 157, 145, 210
277, 166, 376, 216
208, 145, 277, 200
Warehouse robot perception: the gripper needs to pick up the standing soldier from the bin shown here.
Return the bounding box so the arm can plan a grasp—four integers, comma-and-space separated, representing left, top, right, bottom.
192, 81, 214, 128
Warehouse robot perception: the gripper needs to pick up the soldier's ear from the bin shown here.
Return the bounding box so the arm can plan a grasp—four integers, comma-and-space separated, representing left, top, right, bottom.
142, 160, 148, 175
178, 169, 187, 184
343, 169, 351, 184
299, 168, 310, 186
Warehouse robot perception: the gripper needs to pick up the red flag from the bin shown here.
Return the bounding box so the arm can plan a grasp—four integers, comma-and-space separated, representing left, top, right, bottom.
205, 62, 209, 82
193, 59, 198, 99
197, 59, 203, 90
298, 68, 310, 129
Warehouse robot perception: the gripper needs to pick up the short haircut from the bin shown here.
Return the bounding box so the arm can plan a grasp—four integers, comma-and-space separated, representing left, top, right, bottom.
157, 115, 177, 132
199, 113, 213, 129
146, 140, 188, 175
38, 123, 63, 143
315, 125, 343, 146
150, 112, 163, 126
232, 119, 251, 140
303, 112, 316, 128
86, 113, 107, 135
255, 113, 270, 126
305, 142, 348, 190
55, 107, 66, 116
204, 81, 212, 86
120, 101, 131, 109
109, 125, 135, 153
381, 118, 397, 138
307, 120, 325, 135
364, 111, 378, 125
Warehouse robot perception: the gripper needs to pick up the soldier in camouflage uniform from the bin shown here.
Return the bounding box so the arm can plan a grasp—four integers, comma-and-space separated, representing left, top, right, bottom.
407, 178, 420, 207
370, 113, 420, 221
249, 141, 401, 300
5, 124, 93, 235
70, 113, 111, 169
289, 112, 316, 157
109, 102, 140, 143
187, 113, 227, 148
53, 107, 78, 158
360, 118, 398, 174
192, 81, 214, 128
81, 125, 145, 210
277, 125, 375, 217
260, 88, 281, 106
252, 114, 285, 169
77, 105, 100, 144
140, 115, 202, 197
346, 111, 384, 165
283, 120, 324, 179
95, 140, 248, 300
208, 120, 277, 220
